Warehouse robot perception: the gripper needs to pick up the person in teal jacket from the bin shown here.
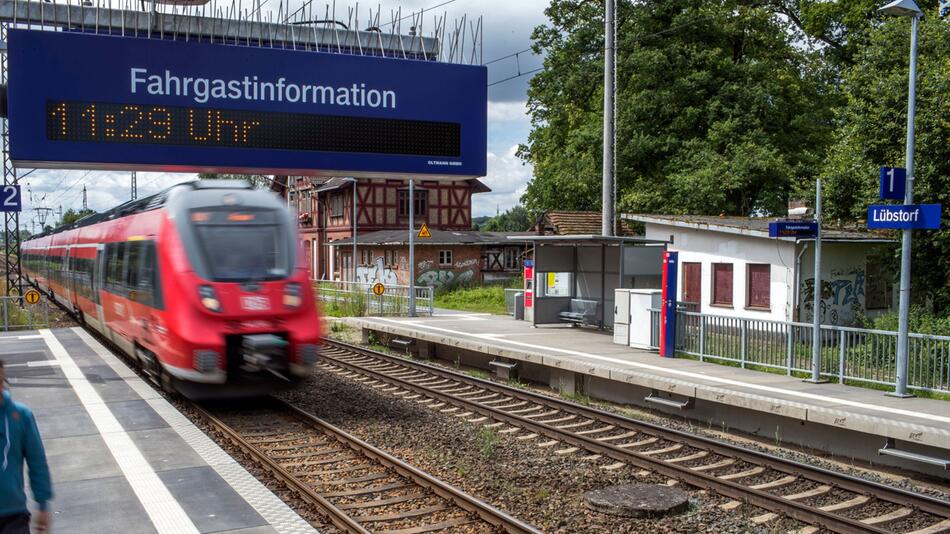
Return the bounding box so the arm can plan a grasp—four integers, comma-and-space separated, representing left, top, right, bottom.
0, 361, 52, 534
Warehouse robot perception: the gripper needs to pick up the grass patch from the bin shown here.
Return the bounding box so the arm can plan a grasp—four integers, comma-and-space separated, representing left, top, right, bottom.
560, 391, 591, 406
433, 278, 522, 315
466, 369, 490, 380
479, 427, 498, 459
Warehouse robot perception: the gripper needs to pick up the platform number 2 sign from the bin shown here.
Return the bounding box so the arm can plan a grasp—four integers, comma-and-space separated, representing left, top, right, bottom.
0, 186, 21, 212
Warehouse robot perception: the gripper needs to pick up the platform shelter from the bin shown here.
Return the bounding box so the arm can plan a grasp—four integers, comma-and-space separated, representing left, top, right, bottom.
512, 235, 667, 328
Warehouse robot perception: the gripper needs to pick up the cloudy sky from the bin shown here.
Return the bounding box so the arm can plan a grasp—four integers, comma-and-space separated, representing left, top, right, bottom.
20, 0, 549, 231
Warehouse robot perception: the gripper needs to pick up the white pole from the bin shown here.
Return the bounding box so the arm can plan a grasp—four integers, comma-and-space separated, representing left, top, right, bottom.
601, 0, 616, 237
808, 178, 824, 383
352, 178, 357, 284
408, 179, 416, 317
892, 15, 920, 398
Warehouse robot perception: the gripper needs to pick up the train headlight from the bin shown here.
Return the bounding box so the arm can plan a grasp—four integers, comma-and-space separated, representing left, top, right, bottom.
283, 283, 302, 309
199, 285, 222, 312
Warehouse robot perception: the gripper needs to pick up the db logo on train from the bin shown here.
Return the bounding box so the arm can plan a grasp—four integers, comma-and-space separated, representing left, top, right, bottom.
24, 289, 40, 305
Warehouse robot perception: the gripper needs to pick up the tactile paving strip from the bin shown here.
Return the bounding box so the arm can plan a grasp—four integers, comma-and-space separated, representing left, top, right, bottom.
69, 327, 317, 534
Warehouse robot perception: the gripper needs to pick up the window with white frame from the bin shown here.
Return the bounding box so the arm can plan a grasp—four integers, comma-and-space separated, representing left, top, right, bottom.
438, 250, 453, 266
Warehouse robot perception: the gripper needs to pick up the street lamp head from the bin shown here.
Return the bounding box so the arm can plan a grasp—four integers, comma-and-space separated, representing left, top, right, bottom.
878, 0, 923, 17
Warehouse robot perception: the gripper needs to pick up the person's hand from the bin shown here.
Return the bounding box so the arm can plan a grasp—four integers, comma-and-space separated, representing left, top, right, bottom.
34, 510, 50, 534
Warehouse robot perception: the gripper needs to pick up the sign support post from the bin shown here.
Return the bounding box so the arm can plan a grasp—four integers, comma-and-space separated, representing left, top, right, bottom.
891, 13, 921, 398
660, 251, 678, 358
408, 178, 416, 318
806, 178, 826, 383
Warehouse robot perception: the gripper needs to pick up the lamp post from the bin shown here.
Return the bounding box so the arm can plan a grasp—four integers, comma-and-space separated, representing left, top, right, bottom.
879, 0, 922, 398
343, 177, 357, 284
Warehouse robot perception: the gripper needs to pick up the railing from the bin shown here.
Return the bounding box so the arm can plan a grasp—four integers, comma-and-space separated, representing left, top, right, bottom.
648, 309, 950, 395
315, 281, 433, 317
0, 296, 51, 331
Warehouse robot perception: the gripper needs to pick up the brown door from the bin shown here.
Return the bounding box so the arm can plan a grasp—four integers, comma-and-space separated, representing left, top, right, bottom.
683, 262, 702, 308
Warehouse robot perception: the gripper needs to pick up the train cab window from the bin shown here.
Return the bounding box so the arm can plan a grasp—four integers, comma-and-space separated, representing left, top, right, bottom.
191, 209, 290, 282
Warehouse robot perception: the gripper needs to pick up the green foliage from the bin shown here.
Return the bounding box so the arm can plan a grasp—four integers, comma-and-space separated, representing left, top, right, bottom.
869, 307, 950, 337
821, 15, 950, 312
520, 0, 835, 216
60, 208, 95, 226
478, 427, 498, 459
197, 173, 271, 189
479, 205, 535, 232
433, 278, 523, 315
318, 288, 367, 318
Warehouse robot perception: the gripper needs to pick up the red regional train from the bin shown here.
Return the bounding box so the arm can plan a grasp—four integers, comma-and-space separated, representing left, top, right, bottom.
21, 180, 322, 398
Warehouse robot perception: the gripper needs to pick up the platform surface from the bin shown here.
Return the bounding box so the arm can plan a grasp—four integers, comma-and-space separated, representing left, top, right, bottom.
350, 313, 950, 451
0, 327, 316, 534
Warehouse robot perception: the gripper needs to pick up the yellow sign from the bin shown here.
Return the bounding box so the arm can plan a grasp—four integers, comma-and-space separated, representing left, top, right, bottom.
417, 223, 432, 239
24, 289, 41, 305
547, 272, 557, 288
372, 283, 386, 296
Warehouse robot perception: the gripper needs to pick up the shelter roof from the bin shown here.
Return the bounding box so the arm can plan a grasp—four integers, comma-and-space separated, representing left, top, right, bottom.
623, 214, 896, 242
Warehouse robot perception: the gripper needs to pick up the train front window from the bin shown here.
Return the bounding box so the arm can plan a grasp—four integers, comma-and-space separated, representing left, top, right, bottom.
191, 209, 290, 282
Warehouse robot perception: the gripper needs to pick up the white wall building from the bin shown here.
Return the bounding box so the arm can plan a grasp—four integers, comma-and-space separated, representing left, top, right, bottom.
625, 215, 899, 325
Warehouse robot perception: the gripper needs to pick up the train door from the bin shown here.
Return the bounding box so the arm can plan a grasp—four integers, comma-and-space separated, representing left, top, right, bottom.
135, 241, 161, 353
64, 246, 74, 308
93, 245, 107, 335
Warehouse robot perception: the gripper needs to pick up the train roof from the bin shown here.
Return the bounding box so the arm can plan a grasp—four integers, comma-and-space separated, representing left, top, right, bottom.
26, 180, 255, 241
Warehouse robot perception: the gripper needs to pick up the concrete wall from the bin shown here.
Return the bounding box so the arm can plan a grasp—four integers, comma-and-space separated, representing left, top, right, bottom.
797, 242, 898, 325
644, 224, 798, 322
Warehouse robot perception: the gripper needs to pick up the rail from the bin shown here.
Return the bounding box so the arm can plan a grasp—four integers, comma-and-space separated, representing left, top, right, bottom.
192, 396, 539, 534
649, 309, 950, 394
315, 280, 433, 317
319, 338, 950, 534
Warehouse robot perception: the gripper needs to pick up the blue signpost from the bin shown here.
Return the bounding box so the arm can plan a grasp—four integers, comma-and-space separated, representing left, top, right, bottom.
879, 167, 907, 200
7, 29, 487, 178
660, 251, 678, 358
867, 204, 942, 230
0, 186, 21, 212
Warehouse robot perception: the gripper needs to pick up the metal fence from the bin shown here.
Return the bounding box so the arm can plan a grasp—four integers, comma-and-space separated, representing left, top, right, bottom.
0, 296, 51, 331
649, 309, 950, 395
315, 281, 433, 317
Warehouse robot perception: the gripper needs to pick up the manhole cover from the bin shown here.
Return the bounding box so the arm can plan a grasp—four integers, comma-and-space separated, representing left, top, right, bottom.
584, 484, 690, 518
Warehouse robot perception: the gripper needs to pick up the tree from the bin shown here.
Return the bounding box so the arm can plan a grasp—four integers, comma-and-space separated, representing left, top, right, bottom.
60, 208, 95, 226
197, 173, 271, 189
481, 206, 535, 232
821, 14, 949, 312
520, 0, 835, 216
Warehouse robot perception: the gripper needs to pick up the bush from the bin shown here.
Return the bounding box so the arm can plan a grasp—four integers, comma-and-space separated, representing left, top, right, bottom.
869, 307, 950, 337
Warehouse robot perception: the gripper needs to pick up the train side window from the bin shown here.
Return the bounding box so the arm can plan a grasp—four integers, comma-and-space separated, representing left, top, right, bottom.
125, 243, 141, 291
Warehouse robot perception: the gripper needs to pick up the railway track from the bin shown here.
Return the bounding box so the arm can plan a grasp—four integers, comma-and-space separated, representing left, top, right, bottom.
320, 338, 950, 534
193, 397, 541, 534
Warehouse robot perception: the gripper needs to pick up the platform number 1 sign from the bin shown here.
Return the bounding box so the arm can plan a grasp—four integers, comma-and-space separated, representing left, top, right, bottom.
879, 167, 906, 201
0, 186, 21, 212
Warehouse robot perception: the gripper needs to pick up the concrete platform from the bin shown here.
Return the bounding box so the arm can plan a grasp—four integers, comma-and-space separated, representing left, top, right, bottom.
0, 328, 317, 534
348, 313, 950, 479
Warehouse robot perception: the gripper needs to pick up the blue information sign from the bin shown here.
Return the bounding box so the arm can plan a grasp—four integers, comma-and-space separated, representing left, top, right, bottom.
879, 167, 907, 201
867, 204, 942, 230
769, 221, 818, 238
8, 29, 487, 178
0, 185, 21, 212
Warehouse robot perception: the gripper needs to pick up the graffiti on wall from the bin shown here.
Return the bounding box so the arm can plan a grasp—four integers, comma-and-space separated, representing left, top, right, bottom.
356, 257, 399, 286
800, 268, 866, 325
413, 257, 479, 288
